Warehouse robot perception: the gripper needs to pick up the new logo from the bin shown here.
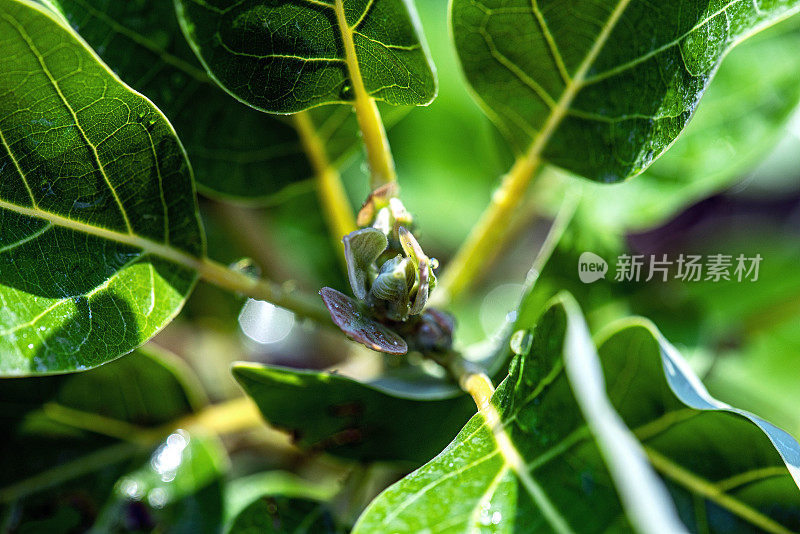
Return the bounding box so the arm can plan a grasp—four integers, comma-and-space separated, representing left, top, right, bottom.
578, 252, 608, 283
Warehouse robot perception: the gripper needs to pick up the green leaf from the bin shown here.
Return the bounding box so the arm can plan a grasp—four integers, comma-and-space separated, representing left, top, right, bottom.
0, 347, 218, 532
34, 0, 406, 203
174, 0, 437, 113
355, 295, 800, 532
597, 319, 800, 533
450, 0, 800, 182
354, 295, 685, 533
224, 472, 340, 534
232, 362, 475, 464
0, 0, 203, 375
534, 15, 800, 231
51, 345, 208, 425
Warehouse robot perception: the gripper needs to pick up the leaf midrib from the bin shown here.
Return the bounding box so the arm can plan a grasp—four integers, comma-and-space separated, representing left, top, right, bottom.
0, 198, 202, 271
518, 0, 633, 167
3, 9, 135, 234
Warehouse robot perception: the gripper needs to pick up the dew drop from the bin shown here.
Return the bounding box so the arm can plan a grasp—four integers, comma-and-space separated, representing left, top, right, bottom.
229, 257, 260, 279
340, 83, 354, 100
510, 329, 532, 356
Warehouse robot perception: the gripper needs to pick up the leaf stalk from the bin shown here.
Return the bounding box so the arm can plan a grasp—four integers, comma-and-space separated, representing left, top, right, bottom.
333, 0, 397, 189
196, 258, 331, 324
434, 155, 541, 304
293, 111, 357, 252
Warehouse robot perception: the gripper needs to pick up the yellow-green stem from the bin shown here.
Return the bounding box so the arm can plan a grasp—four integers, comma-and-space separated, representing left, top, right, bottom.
0, 197, 329, 324
293, 111, 357, 255
443, 352, 496, 411
196, 257, 330, 324
433, 156, 541, 305
333, 0, 396, 189
436, 0, 632, 305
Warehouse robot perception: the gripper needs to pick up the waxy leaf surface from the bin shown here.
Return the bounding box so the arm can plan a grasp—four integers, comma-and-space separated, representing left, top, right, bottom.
37, 0, 406, 203
355, 295, 800, 532
233, 362, 474, 464
174, 0, 437, 113
0, 0, 203, 375
451, 0, 800, 182
534, 15, 800, 232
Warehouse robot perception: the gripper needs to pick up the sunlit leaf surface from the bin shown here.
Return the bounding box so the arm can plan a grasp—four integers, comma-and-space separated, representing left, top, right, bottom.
355, 295, 800, 532
451, 0, 800, 182
0, 0, 203, 375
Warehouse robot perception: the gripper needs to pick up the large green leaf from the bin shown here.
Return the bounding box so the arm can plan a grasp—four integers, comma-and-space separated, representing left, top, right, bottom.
232, 362, 475, 464
451, 0, 800, 182
174, 0, 437, 113
355, 295, 800, 532
0, 347, 223, 532
34, 0, 406, 203
599, 319, 800, 532
596, 319, 800, 532
534, 15, 800, 232
0, 0, 203, 375
354, 295, 685, 533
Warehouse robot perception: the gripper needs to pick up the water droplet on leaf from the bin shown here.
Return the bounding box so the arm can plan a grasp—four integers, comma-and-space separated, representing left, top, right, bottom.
510, 329, 532, 356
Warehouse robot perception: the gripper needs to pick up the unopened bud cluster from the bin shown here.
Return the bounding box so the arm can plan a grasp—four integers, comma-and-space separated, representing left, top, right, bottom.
345, 185, 436, 322
319, 185, 453, 356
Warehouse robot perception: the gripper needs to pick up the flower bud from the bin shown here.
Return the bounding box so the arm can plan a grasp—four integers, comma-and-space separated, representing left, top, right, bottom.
369, 255, 415, 321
